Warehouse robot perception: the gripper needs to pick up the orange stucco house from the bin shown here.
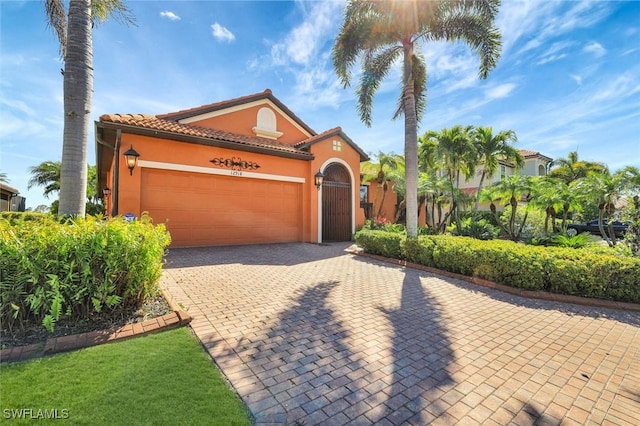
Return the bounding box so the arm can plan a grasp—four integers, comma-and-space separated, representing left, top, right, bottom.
96, 89, 369, 247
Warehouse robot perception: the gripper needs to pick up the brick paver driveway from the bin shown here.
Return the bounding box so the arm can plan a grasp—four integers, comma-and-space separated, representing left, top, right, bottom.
160, 243, 640, 425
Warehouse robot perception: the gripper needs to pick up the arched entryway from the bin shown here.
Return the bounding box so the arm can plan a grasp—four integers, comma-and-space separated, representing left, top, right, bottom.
322, 163, 352, 241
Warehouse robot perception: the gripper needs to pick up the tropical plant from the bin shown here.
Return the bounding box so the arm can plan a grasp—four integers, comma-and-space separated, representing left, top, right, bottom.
422, 125, 478, 232
548, 233, 592, 249
529, 177, 564, 234
28, 161, 61, 198
549, 151, 608, 185
450, 217, 499, 240
0, 171, 8, 183
471, 126, 522, 219
573, 167, 640, 246
45, 0, 134, 216
481, 174, 533, 241
623, 195, 640, 257
332, 0, 502, 238
361, 151, 401, 219
28, 161, 103, 214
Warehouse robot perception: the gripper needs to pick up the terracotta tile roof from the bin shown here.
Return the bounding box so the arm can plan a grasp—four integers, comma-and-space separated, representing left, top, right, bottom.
519, 149, 538, 157
519, 149, 552, 161
296, 127, 369, 161
156, 88, 317, 136
99, 113, 313, 158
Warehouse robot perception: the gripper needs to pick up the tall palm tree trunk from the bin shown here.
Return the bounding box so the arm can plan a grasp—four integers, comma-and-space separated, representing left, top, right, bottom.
402, 45, 418, 238
58, 0, 92, 216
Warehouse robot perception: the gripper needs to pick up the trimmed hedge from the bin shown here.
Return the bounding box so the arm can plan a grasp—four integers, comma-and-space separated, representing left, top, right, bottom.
355, 230, 640, 303
1, 213, 171, 333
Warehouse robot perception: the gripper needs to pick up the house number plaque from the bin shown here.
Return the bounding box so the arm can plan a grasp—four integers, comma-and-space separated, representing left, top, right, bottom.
210, 157, 261, 173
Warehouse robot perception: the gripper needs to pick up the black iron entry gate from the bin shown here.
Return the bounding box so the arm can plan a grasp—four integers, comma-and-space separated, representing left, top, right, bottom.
322, 164, 352, 241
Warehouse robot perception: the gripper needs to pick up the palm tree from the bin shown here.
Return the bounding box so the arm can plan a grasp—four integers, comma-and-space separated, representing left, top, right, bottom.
425, 125, 477, 232
28, 161, 62, 198
28, 161, 101, 207
575, 167, 640, 246
471, 126, 522, 219
549, 151, 608, 185
529, 177, 564, 233
45, 0, 133, 216
0, 171, 8, 183
482, 174, 533, 241
333, 0, 502, 237
361, 151, 401, 219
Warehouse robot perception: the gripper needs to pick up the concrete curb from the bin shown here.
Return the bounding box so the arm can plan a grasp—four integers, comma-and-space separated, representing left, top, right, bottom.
350, 249, 640, 313
0, 292, 192, 364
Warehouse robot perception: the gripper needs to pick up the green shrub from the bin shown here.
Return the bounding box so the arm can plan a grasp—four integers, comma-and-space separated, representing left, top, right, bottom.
0, 211, 51, 224
548, 233, 592, 249
451, 218, 500, 240
354, 229, 404, 258
0, 213, 171, 333
362, 218, 406, 233
402, 236, 436, 266
353, 229, 640, 303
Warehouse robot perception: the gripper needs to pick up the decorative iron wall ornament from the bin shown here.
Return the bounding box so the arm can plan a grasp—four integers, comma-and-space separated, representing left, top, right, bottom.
210, 157, 261, 171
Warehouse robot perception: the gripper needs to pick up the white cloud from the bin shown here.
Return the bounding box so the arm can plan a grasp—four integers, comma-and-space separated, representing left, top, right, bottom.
160, 11, 180, 21
269, 1, 341, 66
570, 74, 583, 85
211, 23, 235, 43
592, 72, 640, 101
583, 41, 606, 57
485, 83, 517, 100
536, 54, 567, 65
535, 40, 573, 65
499, 1, 613, 59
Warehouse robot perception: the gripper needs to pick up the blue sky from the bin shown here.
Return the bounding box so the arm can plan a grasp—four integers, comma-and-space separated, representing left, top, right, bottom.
1, 0, 639, 209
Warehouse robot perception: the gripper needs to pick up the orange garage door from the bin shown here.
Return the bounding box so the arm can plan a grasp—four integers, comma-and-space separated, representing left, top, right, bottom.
141, 168, 302, 246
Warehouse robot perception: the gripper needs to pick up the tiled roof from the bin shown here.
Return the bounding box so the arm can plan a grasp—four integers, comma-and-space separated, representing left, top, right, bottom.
157, 90, 274, 120
519, 149, 552, 160
296, 127, 369, 161
99, 113, 313, 158
519, 149, 538, 157
156, 89, 316, 136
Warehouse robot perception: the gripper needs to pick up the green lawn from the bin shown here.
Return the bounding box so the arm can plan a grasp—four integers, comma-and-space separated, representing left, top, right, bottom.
0, 328, 251, 425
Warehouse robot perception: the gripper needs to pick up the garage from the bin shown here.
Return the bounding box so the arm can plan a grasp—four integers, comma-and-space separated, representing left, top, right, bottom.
96, 89, 368, 246
141, 168, 302, 247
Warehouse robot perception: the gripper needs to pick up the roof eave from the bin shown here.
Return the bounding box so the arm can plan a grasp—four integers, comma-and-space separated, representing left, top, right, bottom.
298, 129, 369, 162
97, 121, 315, 161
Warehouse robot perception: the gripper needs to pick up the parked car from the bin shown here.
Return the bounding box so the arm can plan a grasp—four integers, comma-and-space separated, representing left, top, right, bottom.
566, 220, 629, 238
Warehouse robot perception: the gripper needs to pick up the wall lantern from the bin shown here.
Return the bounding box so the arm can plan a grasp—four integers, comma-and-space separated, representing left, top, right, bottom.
102, 187, 111, 199
123, 145, 140, 175
314, 170, 324, 190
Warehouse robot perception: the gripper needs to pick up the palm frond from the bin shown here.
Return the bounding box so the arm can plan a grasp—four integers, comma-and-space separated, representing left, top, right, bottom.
45, 0, 67, 59
356, 46, 400, 126
92, 0, 136, 26
429, 13, 502, 78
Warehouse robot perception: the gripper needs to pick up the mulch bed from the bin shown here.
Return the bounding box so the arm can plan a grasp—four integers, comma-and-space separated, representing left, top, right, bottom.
1, 295, 173, 350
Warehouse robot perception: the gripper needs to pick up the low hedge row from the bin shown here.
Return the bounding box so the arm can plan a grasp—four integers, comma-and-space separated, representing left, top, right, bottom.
355, 230, 640, 304
0, 213, 171, 333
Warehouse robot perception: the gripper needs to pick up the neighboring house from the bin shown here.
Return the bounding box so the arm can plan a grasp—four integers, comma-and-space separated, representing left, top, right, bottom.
0, 183, 26, 212
458, 149, 553, 209
519, 149, 553, 177
96, 89, 369, 247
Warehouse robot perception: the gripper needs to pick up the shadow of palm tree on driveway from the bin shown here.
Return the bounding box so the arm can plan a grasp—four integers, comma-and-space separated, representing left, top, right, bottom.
378, 268, 456, 424
237, 280, 369, 424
